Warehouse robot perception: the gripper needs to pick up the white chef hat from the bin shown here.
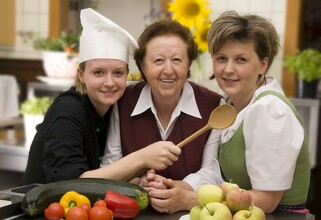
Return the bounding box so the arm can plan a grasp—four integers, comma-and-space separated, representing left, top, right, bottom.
78, 8, 138, 64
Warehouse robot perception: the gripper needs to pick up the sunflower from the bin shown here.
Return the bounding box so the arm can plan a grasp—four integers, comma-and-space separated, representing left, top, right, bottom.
168, 0, 211, 30
194, 21, 211, 53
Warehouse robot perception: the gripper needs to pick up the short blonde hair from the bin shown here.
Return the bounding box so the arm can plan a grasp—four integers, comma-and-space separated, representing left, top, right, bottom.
207, 11, 280, 72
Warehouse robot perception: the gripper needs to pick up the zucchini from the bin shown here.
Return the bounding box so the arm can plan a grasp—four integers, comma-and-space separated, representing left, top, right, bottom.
20, 178, 149, 216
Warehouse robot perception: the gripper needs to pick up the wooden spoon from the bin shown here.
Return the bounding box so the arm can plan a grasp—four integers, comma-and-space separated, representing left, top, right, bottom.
177, 103, 237, 148
124, 104, 237, 182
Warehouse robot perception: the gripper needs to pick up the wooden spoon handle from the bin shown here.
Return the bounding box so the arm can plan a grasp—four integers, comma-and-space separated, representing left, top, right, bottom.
177, 124, 211, 148
123, 168, 148, 182
124, 124, 212, 182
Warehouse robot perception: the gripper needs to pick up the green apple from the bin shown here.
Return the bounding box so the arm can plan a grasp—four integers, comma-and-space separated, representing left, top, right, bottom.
131, 72, 142, 81
220, 182, 240, 200
226, 189, 252, 212
190, 206, 202, 220
232, 206, 266, 220
248, 206, 265, 220
232, 210, 253, 220
197, 184, 223, 207
199, 202, 232, 220
127, 74, 133, 81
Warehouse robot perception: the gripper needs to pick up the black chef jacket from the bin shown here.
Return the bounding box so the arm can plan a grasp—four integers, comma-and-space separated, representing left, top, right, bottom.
21, 87, 111, 185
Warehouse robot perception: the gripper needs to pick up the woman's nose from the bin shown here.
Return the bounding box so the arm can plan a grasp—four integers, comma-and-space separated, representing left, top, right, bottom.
103, 74, 115, 86
163, 60, 174, 74
224, 61, 235, 73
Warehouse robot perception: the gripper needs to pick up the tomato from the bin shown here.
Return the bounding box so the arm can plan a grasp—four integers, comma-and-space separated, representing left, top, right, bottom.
89, 206, 112, 220
94, 200, 107, 207
80, 203, 91, 215
108, 209, 114, 219
44, 202, 64, 220
66, 206, 88, 220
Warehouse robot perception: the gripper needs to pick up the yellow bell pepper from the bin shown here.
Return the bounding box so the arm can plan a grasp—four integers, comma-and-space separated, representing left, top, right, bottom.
59, 191, 91, 215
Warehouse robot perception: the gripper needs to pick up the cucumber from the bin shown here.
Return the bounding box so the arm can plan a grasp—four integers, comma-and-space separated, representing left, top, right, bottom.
20, 178, 149, 216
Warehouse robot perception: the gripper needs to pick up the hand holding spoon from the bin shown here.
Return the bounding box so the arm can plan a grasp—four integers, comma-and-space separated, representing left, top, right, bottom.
124, 104, 237, 182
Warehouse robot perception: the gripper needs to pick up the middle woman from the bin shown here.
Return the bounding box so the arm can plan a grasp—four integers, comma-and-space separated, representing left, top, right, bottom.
102, 20, 223, 212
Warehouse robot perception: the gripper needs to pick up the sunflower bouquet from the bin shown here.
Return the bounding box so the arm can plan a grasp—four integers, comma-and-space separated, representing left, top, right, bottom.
168, 0, 212, 53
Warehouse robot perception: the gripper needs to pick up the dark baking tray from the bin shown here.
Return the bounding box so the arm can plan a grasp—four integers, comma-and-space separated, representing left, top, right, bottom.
0, 202, 44, 219
0, 184, 41, 204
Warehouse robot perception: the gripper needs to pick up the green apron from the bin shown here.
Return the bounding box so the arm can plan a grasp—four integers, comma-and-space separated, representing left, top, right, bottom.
218, 90, 310, 205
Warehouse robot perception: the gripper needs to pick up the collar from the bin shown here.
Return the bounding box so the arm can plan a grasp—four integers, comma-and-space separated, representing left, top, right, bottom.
131, 81, 202, 119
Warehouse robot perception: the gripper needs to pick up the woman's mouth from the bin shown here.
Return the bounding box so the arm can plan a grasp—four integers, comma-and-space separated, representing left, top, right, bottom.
101, 90, 116, 95
223, 78, 238, 86
160, 79, 176, 83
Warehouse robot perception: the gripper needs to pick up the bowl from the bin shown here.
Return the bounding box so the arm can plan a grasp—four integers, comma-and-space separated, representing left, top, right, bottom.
42, 51, 78, 79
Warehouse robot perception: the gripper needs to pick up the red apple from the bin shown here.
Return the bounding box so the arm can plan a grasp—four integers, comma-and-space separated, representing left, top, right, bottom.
220, 182, 240, 200
226, 189, 252, 212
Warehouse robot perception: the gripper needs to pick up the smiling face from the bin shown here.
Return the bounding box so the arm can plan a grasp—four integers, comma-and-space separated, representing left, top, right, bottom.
141, 35, 189, 104
78, 58, 128, 117
212, 40, 268, 109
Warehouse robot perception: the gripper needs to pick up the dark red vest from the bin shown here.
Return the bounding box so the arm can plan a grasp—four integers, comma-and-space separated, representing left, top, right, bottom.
117, 81, 222, 180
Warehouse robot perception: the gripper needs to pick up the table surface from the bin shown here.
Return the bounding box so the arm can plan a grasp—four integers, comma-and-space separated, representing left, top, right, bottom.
0, 201, 315, 220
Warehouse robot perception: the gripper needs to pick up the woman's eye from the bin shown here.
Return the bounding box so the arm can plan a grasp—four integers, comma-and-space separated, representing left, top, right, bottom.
236, 57, 247, 63
154, 58, 164, 64
94, 70, 104, 75
173, 58, 182, 63
216, 56, 226, 62
114, 70, 125, 76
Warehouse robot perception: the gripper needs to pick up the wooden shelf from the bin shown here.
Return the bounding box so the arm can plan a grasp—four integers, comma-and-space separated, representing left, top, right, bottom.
0, 118, 23, 129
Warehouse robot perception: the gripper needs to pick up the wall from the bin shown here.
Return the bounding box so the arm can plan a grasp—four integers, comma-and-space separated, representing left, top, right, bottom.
0, 0, 287, 91
96, 0, 287, 92
0, 0, 49, 60
96, 0, 153, 74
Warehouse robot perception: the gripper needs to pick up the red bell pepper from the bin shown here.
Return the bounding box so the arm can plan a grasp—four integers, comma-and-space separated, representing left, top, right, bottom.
104, 191, 139, 219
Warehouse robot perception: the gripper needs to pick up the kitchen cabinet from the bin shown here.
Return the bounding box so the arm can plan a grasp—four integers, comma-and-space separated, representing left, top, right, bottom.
290, 98, 320, 167
0, 82, 70, 173
0, 0, 15, 45
27, 82, 70, 99
0, 141, 28, 172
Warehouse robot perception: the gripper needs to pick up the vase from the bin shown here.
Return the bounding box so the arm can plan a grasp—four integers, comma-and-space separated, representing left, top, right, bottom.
296, 79, 320, 99
42, 51, 78, 78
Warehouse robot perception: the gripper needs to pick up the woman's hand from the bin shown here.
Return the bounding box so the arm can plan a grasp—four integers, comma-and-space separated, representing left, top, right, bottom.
138, 141, 181, 170
139, 170, 167, 189
148, 178, 198, 214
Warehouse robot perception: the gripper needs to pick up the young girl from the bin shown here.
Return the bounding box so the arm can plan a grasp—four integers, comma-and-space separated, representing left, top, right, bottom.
21, 8, 181, 185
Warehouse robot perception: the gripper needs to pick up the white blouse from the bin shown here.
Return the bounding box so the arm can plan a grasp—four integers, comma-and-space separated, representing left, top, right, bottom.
221, 77, 304, 191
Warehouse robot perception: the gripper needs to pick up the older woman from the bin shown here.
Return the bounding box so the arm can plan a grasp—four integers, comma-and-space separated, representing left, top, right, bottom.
103, 20, 223, 213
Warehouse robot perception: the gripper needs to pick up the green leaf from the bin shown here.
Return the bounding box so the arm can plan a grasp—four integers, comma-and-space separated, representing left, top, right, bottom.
284, 49, 321, 82
20, 97, 53, 115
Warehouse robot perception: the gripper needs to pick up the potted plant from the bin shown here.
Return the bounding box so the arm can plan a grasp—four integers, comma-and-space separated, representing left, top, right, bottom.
20, 97, 53, 146
20, 31, 79, 79
284, 48, 321, 98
